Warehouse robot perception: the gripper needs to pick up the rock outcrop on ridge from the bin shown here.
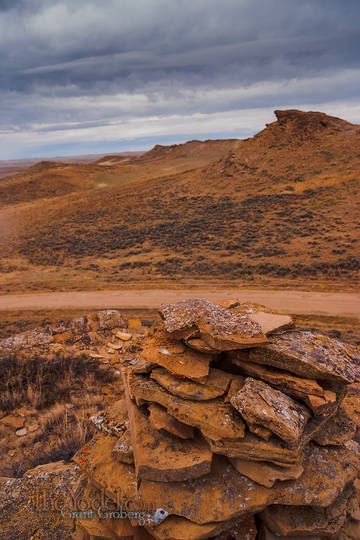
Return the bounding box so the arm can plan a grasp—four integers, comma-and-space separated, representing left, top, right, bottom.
72, 298, 360, 540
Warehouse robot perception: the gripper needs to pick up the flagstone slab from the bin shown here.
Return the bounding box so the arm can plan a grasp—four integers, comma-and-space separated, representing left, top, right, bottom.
150, 367, 233, 401
167, 395, 246, 441
312, 407, 357, 446
230, 378, 312, 446
130, 374, 173, 409
159, 299, 268, 350
206, 432, 302, 466
231, 357, 338, 416
126, 399, 212, 483
248, 331, 360, 385
234, 302, 294, 335
148, 403, 194, 439
141, 329, 212, 382
243, 310, 294, 336
229, 458, 304, 488
130, 374, 246, 441
184, 337, 219, 354
259, 485, 351, 537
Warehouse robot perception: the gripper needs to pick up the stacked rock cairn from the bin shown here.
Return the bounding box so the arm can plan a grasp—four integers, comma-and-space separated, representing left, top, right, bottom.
73, 298, 360, 540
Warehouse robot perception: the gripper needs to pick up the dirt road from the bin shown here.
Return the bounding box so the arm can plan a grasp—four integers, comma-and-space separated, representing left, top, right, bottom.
0, 289, 359, 318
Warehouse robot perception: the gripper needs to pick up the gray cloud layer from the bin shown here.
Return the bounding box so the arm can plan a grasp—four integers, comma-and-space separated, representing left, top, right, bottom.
0, 0, 359, 158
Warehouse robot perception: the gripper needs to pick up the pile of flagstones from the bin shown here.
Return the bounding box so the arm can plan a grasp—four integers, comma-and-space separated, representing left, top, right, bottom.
73, 298, 360, 540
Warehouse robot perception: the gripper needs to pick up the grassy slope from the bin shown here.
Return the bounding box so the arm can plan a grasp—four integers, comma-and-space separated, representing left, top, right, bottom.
0, 111, 359, 293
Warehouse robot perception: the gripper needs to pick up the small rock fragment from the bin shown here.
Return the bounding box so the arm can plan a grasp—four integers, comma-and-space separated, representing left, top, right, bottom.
112, 430, 134, 464
97, 310, 127, 330
115, 331, 132, 341
107, 342, 123, 350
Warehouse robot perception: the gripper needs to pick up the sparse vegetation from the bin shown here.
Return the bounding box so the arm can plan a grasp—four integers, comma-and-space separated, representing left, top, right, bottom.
0, 398, 101, 477
0, 352, 114, 413
0, 348, 116, 477
0, 110, 359, 293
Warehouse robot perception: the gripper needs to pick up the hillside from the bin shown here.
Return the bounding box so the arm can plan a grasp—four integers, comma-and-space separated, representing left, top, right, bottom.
0, 152, 142, 179
0, 110, 359, 293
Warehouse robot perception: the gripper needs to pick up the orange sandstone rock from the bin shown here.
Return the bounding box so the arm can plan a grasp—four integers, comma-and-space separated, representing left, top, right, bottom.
312, 407, 357, 446
206, 432, 302, 466
225, 376, 246, 402
198, 319, 268, 351
167, 395, 246, 441
97, 310, 127, 330
339, 391, 360, 429
306, 391, 338, 416
246, 311, 294, 335
339, 519, 360, 540
159, 298, 268, 350
141, 330, 211, 382
118, 354, 155, 373
246, 423, 273, 441
112, 430, 134, 464
90, 398, 129, 437
148, 403, 194, 439
73, 435, 358, 525
130, 374, 245, 440
183, 337, 219, 354
230, 357, 337, 415
147, 514, 256, 540
214, 298, 240, 309
130, 374, 173, 408
229, 458, 304, 488
150, 367, 233, 401
259, 485, 351, 536
230, 378, 312, 446
249, 331, 360, 385
126, 399, 212, 483
258, 524, 333, 540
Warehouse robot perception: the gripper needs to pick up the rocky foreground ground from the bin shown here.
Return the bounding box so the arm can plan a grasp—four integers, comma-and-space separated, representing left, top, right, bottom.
0, 299, 360, 539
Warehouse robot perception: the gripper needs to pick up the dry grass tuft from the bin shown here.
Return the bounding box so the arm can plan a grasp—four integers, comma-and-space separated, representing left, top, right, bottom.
0, 352, 116, 477
0, 353, 114, 413
1, 394, 104, 477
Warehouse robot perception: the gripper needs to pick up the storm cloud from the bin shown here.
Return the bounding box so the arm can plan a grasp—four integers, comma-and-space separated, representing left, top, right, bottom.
0, 0, 359, 158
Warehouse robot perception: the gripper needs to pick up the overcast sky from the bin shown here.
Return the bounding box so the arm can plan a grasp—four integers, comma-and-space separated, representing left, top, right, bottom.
0, 0, 359, 159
